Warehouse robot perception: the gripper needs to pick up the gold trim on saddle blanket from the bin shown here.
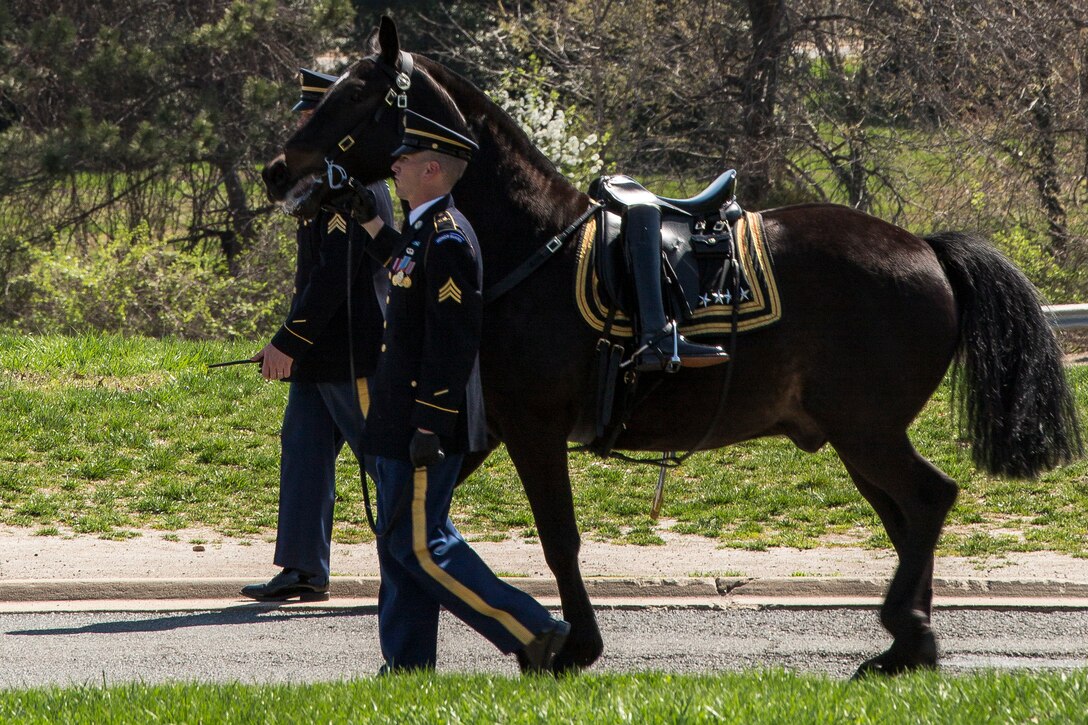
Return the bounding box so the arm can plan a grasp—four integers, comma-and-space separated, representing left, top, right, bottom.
574, 211, 781, 338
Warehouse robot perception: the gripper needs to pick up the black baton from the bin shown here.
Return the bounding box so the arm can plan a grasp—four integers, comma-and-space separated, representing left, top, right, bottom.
207, 359, 260, 369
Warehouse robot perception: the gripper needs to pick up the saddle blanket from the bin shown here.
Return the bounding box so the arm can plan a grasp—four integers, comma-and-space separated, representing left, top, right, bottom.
573, 210, 782, 340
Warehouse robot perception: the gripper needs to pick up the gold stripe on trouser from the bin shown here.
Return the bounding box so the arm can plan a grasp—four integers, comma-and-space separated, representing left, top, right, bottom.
411, 468, 534, 645
355, 378, 370, 417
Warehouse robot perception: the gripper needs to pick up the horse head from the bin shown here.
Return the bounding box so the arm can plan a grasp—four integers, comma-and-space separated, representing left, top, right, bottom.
262, 16, 465, 219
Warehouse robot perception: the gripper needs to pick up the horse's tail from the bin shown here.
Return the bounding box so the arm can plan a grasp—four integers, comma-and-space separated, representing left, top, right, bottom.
924, 231, 1082, 478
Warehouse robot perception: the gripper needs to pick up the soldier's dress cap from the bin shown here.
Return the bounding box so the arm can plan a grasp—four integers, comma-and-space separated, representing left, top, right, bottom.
392, 109, 478, 161
293, 68, 339, 112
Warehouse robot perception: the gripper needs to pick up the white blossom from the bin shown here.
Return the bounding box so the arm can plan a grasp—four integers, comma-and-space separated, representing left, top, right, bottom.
490, 86, 602, 186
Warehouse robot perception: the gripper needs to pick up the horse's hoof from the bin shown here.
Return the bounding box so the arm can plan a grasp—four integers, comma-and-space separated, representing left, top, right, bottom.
514, 632, 599, 675
553, 649, 592, 674
514, 651, 582, 676
553, 628, 602, 673
851, 631, 939, 680
851, 653, 902, 680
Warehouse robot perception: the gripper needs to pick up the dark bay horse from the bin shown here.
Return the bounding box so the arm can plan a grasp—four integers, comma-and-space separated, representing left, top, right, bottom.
263, 17, 1082, 677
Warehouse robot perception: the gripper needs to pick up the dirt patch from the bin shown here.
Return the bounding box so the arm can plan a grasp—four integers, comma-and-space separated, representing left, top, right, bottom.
2, 525, 1085, 583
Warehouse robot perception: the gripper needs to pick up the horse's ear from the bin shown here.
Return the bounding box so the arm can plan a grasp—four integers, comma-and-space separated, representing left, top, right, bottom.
378, 15, 400, 64
365, 27, 380, 55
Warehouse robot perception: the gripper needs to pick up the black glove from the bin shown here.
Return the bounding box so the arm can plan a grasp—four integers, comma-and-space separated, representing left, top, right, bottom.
410, 430, 445, 469
326, 181, 378, 223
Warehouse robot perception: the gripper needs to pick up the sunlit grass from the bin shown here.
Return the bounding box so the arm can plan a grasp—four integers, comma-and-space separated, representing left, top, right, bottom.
2, 333, 1087, 557
1, 670, 1087, 724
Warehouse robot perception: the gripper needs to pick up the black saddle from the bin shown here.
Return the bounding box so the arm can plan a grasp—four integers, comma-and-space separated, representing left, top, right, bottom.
588, 171, 742, 323
589, 169, 738, 217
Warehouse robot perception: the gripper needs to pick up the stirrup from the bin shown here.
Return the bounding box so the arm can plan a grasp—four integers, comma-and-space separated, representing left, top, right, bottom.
667, 324, 682, 372
625, 342, 678, 373
627, 326, 682, 373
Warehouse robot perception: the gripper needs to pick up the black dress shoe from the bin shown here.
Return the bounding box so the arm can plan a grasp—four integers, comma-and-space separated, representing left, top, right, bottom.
521, 619, 571, 674
240, 568, 329, 601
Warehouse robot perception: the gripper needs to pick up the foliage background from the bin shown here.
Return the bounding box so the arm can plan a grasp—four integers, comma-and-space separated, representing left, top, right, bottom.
1, 0, 1086, 339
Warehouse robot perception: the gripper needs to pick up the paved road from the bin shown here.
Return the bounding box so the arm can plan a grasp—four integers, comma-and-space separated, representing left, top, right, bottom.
2, 603, 1086, 688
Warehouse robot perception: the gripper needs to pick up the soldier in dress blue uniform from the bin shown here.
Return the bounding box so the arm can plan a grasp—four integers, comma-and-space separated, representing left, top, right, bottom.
343, 109, 570, 673
240, 68, 395, 602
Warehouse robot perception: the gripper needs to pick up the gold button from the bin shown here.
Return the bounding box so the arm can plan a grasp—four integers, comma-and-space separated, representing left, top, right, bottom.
410, 380, 417, 387
385, 296, 390, 304
381, 344, 387, 352
383, 321, 387, 328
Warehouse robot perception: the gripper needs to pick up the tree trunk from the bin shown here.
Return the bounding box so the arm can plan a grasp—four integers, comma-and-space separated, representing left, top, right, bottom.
1028, 77, 1069, 260
218, 160, 257, 274
740, 0, 787, 205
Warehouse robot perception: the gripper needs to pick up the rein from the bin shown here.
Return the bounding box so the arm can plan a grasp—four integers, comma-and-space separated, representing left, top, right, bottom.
330, 49, 412, 536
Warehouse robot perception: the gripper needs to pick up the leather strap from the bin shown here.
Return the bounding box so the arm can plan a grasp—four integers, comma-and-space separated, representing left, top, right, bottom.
483, 202, 599, 305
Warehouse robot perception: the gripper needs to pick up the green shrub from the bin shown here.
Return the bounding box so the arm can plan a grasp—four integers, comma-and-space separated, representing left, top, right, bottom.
7, 221, 293, 340
991, 226, 1088, 302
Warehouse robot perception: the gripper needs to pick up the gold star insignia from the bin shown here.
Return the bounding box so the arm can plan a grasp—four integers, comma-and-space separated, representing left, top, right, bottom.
437, 277, 462, 303
327, 213, 347, 234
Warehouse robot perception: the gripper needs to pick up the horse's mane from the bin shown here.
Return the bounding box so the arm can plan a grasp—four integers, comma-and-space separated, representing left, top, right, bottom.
413, 55, 581, 194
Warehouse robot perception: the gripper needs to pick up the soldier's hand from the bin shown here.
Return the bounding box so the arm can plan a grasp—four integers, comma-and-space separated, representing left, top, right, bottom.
326, 181, 378, 223
410, 429, 445, 469
256, 343, 293, 381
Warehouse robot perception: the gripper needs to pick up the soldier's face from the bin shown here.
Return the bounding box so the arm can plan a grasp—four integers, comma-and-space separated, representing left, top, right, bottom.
391, 152, 436, 207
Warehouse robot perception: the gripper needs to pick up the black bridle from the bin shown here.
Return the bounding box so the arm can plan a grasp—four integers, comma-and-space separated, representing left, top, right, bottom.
320, 51, 414, 192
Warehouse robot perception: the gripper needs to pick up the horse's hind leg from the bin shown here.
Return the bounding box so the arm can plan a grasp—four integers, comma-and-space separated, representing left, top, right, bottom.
842, 461, 936, 621
832, 433, 958, 677
503, 425, 603, 672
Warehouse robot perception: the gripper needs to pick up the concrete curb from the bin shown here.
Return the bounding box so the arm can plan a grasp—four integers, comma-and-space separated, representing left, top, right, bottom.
3, 575, 1088, 603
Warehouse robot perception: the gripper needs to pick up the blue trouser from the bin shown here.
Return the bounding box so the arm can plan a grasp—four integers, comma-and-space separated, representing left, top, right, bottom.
374, 455, 553, 669
274, 379, 374, 579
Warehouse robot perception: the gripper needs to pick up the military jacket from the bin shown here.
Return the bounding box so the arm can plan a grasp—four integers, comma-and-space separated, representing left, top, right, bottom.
270, 183, 394, 382
362, 194, 487, 460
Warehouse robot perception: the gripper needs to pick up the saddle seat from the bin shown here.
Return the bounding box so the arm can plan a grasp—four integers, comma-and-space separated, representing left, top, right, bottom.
658, 169, 739, 216
589, 170, 738, 217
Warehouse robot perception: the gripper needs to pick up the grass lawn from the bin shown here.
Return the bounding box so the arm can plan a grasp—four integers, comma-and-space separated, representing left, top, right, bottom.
1, 333, 1086, 558
1, 670, 1086, 723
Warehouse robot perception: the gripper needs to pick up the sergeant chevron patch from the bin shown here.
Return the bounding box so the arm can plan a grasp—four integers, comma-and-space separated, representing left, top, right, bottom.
437, 278, 462, 303
327, 213, 348, 234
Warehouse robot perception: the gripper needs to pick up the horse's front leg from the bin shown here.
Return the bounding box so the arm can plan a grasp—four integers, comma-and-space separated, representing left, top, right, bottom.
503, 422, 602, 672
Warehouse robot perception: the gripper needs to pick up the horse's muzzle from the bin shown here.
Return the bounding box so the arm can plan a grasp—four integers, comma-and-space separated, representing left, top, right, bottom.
282, 174, 325, 219
262, 156, 326, 220
261, 157, 293, 202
